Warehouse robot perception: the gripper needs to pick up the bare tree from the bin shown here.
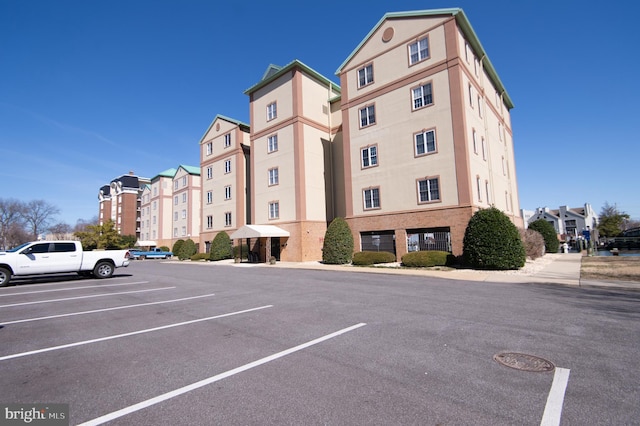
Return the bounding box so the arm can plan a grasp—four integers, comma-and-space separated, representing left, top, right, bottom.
49, 222, 72, 239
0, 198, 26, 250
74, 216, 98, 233
5, 222, 30, 249
21, 200, 60, 240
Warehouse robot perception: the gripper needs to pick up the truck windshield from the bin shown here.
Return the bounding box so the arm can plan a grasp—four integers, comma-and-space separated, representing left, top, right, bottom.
6, 242, 31, 252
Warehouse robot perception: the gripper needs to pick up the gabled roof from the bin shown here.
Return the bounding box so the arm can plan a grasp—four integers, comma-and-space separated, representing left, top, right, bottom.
198, 114, 250, 144
153, 168, 177, 180
335, 8, 514, 109
177, 164, 200, 176
244, 59, 341, 96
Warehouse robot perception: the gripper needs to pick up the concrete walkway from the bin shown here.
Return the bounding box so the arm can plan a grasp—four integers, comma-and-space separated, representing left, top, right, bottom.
227, 253, 640, 291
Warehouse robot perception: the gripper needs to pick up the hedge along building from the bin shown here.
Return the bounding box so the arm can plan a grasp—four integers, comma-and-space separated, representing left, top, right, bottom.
336, 8, 521, 258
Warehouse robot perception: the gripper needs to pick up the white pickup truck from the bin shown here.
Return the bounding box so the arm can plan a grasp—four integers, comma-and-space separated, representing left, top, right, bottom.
0, 240, 131, 287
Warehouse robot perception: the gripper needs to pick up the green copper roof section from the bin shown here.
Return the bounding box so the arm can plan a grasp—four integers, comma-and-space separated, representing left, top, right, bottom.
198, 114, 250, 144
335, 8, 514, 109
178, 164, 201, 175
152, 168, 177, 180
244, 59, 341, 96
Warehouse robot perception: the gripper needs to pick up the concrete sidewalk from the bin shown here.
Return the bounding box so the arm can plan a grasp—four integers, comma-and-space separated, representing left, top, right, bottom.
229, 253, 640, 291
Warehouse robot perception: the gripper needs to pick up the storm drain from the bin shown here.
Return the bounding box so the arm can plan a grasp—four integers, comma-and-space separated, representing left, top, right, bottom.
493, 352, 555, 372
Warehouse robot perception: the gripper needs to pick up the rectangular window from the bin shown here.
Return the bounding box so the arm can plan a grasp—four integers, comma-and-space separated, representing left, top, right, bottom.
477, 177, 482, 202
225, 185, 231, 200
224, 159, 231, 174
182, 193, 187, 203
472, 130, 478, 154
206, 191, 212, 204
357, 64, 374, 87
224, 133, 231, 147
481, 137, 486, 160
478, 96, 482, 117
267, 102, 277, 121
206, 142, 212, 155
174, 196, 178, 205
268, 168, 279, 186
174, 228, 178, 237
412, 83, 433, 110
206, 166, 212, 180
363, 188, 380, 210
418, 178, 440, 203
174, 181, 178, 190
225, 212, 232, 227
361, 146, 378, 168
468, 84, 473, 107
415, 130, 436, 156
409, 36, 429, 64
268, 134, 278, 153
174, 212, 178, 221
182, 209, 186, 219
181, 226, 186, 237
269, 201, 279, 219
206, 215, 213, 229
485, 181, 490, 204
359, 105, 375, 127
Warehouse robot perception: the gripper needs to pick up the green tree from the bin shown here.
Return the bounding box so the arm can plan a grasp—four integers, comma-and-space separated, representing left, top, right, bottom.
322, 217, 354, 264
178, 239, 197, 260
598, 202, 630, 238
528, 219, 560, 253
209, 231, 233, 261
172, 239, 185, 257
463, 207, 526, 270
74, 219, 122, 250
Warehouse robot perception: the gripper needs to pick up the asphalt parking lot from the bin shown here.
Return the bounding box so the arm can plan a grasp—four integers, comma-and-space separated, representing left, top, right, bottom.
1, 261, 638, 425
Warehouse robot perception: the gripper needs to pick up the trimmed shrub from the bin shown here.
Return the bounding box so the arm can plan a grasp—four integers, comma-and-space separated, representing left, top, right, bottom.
172, 240, 185, 257
519, 228, 545, 260
463, 207, 526, 270
401, 250, 450, 267
209, 231, 233, 261
178, 239, 197, 260
352, 251, 396, 266
190, 253, 209, 261
528, 219, 560, 253
322, 217, 354, 264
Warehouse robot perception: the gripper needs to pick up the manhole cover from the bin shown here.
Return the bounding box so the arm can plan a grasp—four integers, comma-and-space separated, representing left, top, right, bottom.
493, 352, 555, 372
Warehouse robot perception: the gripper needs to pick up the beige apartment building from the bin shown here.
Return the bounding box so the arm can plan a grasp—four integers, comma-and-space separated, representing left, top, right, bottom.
242, 61, 343, 261
139, 168, 175, 248
196, 8, 520, 261
171, 165, 201, 246
336, 9, 521, 257
199, 115, 251, 253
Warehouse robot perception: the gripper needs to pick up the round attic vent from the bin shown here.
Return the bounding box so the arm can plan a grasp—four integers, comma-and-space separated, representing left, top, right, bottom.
382, 27, 394, 42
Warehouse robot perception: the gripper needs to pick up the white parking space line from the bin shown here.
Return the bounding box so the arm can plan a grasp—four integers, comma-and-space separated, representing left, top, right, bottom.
0, 305, 273, 362
0, 287, 175, 308
0, 282, 150, 297
540, 367, 570, 426
78, 322, 367, 426
0, 293, 216, 326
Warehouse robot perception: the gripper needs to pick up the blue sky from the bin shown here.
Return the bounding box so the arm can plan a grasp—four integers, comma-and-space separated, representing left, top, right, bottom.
1, 0, 638, 227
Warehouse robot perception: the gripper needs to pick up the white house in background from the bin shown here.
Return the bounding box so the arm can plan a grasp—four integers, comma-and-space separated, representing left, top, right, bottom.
522, 203, 598, 239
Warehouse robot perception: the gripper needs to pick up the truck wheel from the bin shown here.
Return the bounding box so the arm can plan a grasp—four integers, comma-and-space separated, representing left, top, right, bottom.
140, 255, 146, 260
93, 261, 114, 279
0, 267, 11, 287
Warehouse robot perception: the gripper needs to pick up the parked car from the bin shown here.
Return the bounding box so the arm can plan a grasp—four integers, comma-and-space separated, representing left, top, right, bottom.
129, 248, 173, 260
0, 241, 130, 287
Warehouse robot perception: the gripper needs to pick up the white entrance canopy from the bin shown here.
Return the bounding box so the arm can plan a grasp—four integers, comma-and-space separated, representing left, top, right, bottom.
135, 240, 157, 247
230, 225, 290, 239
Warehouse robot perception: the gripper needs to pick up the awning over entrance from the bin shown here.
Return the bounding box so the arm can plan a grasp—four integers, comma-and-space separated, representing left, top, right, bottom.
135, 240, 157, 247
230, 225, 290, 239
